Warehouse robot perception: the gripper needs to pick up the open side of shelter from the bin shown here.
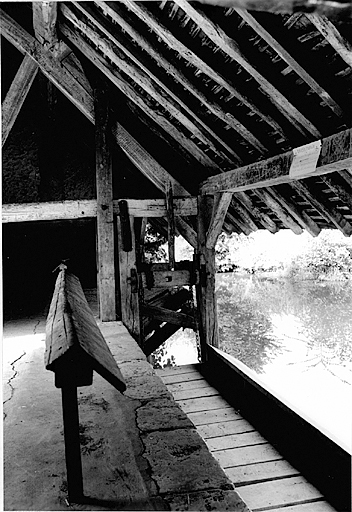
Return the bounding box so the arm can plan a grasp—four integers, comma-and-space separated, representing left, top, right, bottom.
2, 1, 352, 510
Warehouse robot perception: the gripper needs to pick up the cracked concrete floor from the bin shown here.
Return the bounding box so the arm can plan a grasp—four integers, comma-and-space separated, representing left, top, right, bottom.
2, 315, 164, 511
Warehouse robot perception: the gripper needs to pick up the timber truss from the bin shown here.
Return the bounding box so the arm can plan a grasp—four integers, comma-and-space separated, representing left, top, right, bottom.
2, 1, 352, 354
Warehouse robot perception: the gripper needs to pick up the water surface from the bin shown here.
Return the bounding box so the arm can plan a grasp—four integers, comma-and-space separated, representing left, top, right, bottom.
154, 274, 352, 451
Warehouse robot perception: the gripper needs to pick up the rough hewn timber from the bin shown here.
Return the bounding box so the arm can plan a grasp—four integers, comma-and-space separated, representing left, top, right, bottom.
94, 85, 117, 321
206, 192, 233, 249
2, 55, 38, 146
201, 129, 352, 194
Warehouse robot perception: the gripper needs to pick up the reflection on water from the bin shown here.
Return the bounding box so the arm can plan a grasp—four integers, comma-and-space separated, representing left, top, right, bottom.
217, 274, 352, 382
151, 274, 352, 450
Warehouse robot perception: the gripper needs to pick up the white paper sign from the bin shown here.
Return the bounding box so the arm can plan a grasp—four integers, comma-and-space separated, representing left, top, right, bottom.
289, 140, 322, 179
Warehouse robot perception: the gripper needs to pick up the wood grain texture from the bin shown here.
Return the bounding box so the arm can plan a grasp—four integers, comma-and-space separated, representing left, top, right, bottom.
2, 55, 38, 146
201, 129, 352, 194
94, 85, 116, 321
213, 443, 283, 468
197, 418, 256, 438
45, 269, 126, 392
236, 476, 323, 510
226, 459, 300, 486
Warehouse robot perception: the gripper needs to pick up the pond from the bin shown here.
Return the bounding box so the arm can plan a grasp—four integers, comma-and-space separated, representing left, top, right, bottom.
152, 274, 352, 452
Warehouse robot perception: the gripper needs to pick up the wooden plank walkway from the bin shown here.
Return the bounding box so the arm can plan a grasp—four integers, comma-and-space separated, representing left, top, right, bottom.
157, 364, 337, 512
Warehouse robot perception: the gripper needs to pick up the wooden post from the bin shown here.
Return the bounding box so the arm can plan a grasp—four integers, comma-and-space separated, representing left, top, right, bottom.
166, 182, 175, 270
94, 85, 117, 321
116, 208, 141, 342
61, 385, 84, 503
196, 195, 219, 362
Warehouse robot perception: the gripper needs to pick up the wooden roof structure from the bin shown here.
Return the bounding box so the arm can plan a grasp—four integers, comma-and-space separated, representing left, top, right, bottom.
2, 1, 352, 239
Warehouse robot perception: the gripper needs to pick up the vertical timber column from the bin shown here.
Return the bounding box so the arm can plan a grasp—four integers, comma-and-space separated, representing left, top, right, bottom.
116, 201, 141, 342
196, 195, 218, 362
94, 85, 116, 321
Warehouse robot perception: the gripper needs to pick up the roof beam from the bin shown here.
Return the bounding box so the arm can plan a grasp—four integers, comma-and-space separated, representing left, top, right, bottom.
174, 0, 321, 138
268, 186, 321, 236
59, 18, 220, 172
95, 2, 244, 162
306, 14, 352, 68
69, 2, 242, 164
253, 188, 303, 234
0, 9, 197, 247
2, 198, 197, 223
235, 192, 279, 233
206, 192, 233, 248
291, 180, 352, 236
236, 10, 344, 119
119, 0, 287, 140
194, 0, 351, 18
2, 54, 38, 146
200, 128, 352, 194
320, 175, 352, 212
229, 199, 260, 232
32, 1, 70, 57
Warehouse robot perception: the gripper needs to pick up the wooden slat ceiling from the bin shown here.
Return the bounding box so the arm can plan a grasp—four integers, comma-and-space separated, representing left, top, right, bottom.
2, 1, 352, 237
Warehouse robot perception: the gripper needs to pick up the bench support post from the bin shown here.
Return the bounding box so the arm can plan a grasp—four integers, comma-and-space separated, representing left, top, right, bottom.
61, 385, 84, 503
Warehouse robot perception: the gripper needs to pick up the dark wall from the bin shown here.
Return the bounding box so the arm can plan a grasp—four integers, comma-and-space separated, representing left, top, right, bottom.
2, 219, 97, 320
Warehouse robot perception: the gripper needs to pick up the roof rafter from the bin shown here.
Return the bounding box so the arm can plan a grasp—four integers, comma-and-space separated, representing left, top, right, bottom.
268, 186, 321, 236
306, 13, 352, 68
95, 2, 245, 162
236, 9, 344, 119
0, 7, 197, 247
70, 1, 242, 164
174, 0, 321, 138
118, 0, 287, 140
291, 180, 352, 236
2, 54, 38, 146
59, 18, 221, 172
254, 188, 303, 234
235, 191, 279, 233
201, 128, 352, 194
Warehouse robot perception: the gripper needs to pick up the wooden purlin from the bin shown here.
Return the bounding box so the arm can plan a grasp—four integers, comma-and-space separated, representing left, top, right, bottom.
173, 0, 321, 138
200, 128, 352, 194
59, 11, 222, 173
291, 180, 352, 236
118, 0, 287, 140
305, 13, 352, 68
69, 1, 242, 166
268, 186, 321, 237
235, 10, 344, 119
254, 188, 303, 234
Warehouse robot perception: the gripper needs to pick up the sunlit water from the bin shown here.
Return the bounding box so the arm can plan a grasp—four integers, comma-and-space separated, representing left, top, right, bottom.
152, 274, 352, 452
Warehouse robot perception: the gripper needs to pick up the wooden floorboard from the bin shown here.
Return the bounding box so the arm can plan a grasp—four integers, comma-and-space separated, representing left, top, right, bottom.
158, 365, 337, 512
225, 460, 300, 486
177, 394, 231, 413
205, 430, 267, 451
266, 501, 337, 511
172, 385, 220, 401
237, 476, 324, 511
158, 372, 205, 385
168, 379, 210, 393
198, 418, 256, 438
188, 407, 243, 426
213, 443, 283, 468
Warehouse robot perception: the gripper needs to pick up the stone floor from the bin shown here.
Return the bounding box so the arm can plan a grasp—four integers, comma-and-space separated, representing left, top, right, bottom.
3, 312, 250, 511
